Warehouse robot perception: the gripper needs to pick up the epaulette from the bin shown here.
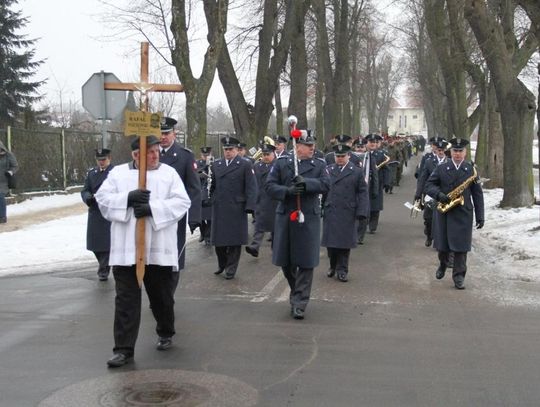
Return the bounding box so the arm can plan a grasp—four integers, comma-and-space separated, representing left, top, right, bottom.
278, 155, 289, 160
179, 146, 193, 154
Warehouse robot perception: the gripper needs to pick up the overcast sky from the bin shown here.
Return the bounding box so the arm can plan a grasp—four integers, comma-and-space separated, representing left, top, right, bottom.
21, 0, 229, 112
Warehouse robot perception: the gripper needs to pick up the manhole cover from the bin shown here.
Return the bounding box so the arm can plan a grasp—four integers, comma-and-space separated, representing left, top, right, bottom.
39, 369, 258, 407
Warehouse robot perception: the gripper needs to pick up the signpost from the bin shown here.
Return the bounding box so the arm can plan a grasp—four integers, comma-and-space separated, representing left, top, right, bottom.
102, 42, 184, 287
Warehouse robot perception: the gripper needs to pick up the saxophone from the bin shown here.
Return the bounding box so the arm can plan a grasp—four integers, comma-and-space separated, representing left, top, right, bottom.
437, 166, 478, 213
376, 154, 391, 170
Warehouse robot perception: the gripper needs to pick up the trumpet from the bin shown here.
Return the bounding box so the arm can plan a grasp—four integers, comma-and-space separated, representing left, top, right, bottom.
252, 136, 276, 161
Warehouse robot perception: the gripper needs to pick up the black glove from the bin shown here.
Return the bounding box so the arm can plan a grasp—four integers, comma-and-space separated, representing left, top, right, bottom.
292, 175, 305, 185
188, 221, 200, 234
86, 195, 96, 206
437, 192, 451, 204
476, 220, 484, 229
414, 194, 421, 201
5, 171, 12, 177
127, 189, 150, 207
357, 215, 367, 221
133, 203, 152, 218
245, 209, 254, 214
287, 183, 306, 195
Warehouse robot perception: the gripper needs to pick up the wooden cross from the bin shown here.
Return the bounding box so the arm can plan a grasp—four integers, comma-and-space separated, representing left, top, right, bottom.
104, 42, 184, 287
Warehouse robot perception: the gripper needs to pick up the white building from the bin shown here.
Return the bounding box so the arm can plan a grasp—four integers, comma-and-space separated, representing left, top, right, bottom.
387, 97, 427, 136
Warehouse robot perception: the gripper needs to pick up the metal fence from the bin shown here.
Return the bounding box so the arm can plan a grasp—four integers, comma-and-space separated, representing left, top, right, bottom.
0, 127, 231, 193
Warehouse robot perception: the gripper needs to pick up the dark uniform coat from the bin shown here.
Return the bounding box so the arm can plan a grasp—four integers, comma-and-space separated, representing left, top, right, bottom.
369, 150, 389, 211
253, 160, 278, 232
265, 156, 330, 268
325, 151, 361, 167
415, 155, 445, 198
425, 161, 484, 252
196, 158, 213, 221
321, 163, 369, 249
81, 165, 113, 252
210, 156, 258, 246
160, 143, 202, 268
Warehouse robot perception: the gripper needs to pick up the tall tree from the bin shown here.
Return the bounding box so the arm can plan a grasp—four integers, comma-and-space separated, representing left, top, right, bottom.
0, 0, 43, 128
464, 0, 536, 207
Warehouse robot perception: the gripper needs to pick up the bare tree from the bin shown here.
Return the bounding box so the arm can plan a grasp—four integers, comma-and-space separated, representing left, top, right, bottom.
464, 0, 536, 207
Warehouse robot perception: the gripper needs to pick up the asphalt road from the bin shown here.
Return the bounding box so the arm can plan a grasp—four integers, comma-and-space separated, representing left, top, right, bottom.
1, 156, 540, 407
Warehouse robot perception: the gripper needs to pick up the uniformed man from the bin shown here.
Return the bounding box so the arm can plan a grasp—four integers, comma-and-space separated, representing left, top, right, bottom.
237, 142, 255, 163
425, 138, 485, 290
273, 135, 289, 159
355, 137, 378, 244
81, 148, 114, 281
322, 144, 369, 282
196, 146, 214, 245
159, 117, 202, 275
246, 142, 278, 257
265, 130, 330, 319
210, 136, 258, 279
325, 134, 361, 167
365, 133, 390, 234
414, 139, 448, 247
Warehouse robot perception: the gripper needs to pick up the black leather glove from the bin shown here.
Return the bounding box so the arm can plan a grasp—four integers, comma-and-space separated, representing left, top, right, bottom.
437, 192, 451, 204
287, 183, 306, 195
476, 220, 484, 229
245, 209, 254, 214
292, 175, 305, 185
127, 189, 150, 207
414, 194, 421, 201
188, 221, 200, 234
133, 203, 152, 218
86, 195, 96, 206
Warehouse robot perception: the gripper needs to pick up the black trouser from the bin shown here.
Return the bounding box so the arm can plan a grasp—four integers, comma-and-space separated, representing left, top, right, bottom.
438, 251, 467, 283
369, 210, 380, 232
423, 207, 433, 239
200, 220, 212, 242
215, 246, 242, 277
357, 217, 367, 242
93, 251, 110, 278
327, 248, 350, 277
281, 266, 314, 310
112, 265, 176, 356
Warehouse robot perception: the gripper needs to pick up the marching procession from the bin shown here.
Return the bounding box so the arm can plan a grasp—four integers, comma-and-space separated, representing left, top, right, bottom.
84, 116, 485, 367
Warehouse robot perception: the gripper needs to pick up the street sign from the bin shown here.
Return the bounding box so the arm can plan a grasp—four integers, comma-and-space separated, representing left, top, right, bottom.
82, 72, 127, 120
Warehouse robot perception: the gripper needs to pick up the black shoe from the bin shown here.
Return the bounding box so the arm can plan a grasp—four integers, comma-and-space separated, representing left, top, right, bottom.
224, 274, 235, 280
425, 238, 432, 247
327, 268, 336, 278
454, 280, 465, 290
368, 230, 375, 234
245, 246, 259, 257
214, 269, 224, 275
156, 337, 172, 351
435, 266, 446, 280
337, 274, 348, 282
292, 308, 304, 320
98, 275, 108, 281
0, 217, 6, 224
107, 353, 133, 368
357, 239, 364, 245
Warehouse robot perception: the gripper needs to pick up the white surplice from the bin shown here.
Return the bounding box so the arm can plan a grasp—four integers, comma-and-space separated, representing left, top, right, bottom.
96, 162, 191, 270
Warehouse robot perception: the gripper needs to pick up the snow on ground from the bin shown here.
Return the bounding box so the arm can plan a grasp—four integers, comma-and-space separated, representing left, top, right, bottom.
0, 194, 197, 276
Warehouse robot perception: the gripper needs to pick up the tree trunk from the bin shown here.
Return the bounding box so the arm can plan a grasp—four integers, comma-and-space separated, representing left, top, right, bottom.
275, 79, 284, 137
464, 0, 535, 207
288, 2, 308, 127
484, 83, 504, 189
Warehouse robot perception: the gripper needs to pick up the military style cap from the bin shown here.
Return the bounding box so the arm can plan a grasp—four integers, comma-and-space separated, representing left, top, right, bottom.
352, 137, 366, 146
295, 129, 316, 145
238, 142, 247, 148
433, 140, 448, 149
364, 133, 383, 142
274, 135, 288, 144
261, 143, 276, 153
160, 117, 178, 133
221, 136, 240, 147
333, 144, 351, 155
335, 134, 352, 144
449, 138, 469, 150
95, 148, 111, 158
430, 136, 446, 144
131, 135, 161, 151
201, 146, 212, 154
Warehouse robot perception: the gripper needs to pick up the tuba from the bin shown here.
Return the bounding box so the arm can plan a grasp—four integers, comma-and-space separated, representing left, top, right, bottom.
252, 136, 276, 161
437, 167, 478, 213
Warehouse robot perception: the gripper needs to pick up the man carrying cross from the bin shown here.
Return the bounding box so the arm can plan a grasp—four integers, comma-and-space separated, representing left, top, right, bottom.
96, 135, 191, 367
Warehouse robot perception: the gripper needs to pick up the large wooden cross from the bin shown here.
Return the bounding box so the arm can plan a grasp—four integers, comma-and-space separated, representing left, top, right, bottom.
105, 42, 184, 287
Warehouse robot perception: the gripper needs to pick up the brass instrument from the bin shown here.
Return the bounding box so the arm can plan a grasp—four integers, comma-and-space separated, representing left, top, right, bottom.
437, 166, 478, 213
376, 154, 391, 170
251, 136, 276, 161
